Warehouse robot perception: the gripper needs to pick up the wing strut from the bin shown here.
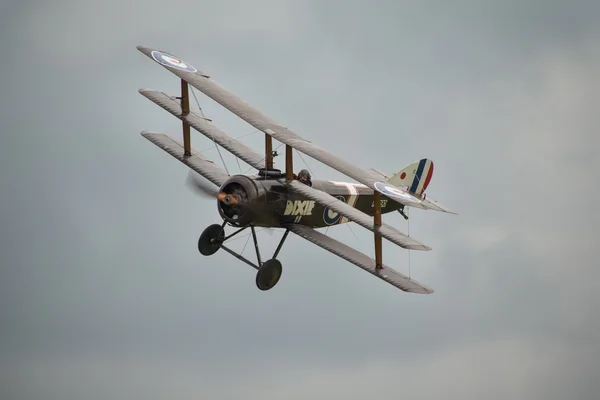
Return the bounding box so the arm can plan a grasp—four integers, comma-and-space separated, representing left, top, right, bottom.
265, 134, 273, 169
180, 79, 191, 156
374, 191, 383, 268
286, 144, 293, 181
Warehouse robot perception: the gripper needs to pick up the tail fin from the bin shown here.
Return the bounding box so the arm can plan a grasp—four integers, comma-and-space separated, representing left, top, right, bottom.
387, 159, 434, 196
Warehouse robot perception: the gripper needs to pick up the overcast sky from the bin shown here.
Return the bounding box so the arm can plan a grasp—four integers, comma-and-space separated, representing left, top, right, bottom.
1, 0, 599, 399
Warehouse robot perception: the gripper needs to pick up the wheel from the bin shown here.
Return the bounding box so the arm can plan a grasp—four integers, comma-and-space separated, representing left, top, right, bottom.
198, 224, 225, 256
255, 259, 283, 291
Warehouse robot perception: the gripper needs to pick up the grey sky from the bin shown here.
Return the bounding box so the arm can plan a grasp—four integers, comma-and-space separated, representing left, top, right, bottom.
1, 0, 599, 398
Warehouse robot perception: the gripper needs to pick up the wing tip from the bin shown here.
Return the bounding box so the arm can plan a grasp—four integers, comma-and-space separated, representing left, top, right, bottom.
411, 244, 433, 251
416, 286, 435, 294
436, 206, 459, 215
136, 45, 200, 74
403, 278, 434, 294
136, 45, 153, 55
138, 88, 156, 96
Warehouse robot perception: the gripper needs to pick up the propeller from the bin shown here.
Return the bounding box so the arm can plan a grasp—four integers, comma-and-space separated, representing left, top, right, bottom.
185, 170, 274, 236
185, 170, 247, 209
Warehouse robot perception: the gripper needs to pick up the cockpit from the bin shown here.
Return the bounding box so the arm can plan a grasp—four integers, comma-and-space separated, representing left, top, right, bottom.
297, 169, 312, 187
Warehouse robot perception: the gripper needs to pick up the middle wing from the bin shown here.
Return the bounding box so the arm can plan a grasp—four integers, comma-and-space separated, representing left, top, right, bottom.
139, 89, 265, 170
141, 131, 229, 188
286, 180, 430, 251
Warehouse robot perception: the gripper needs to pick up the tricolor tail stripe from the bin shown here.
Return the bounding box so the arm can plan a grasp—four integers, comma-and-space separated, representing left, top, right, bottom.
409, 159, 434, 195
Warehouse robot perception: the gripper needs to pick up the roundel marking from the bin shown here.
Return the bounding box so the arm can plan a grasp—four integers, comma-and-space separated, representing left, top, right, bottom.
151, 50, 198, 73
374, 182, 415, 201
323, 195, 346, 225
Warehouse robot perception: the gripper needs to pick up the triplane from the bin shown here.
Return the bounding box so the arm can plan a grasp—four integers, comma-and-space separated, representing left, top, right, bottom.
137, 46, 456, 294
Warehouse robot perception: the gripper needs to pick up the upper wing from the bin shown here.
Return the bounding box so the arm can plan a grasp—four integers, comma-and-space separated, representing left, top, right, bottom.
139, 89, 265, 170
286, 224, 433, 294
136, 45, 453, 213
141, 131, 229, 187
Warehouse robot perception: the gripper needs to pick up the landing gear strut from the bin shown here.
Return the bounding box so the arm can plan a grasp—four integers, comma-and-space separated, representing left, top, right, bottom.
197, 223, 290, 291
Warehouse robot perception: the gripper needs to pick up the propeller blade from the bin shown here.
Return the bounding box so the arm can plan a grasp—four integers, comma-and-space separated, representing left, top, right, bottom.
185, 171, 219, 198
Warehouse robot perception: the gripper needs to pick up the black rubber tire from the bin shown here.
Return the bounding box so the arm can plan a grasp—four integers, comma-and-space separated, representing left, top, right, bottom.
198, 224, 225, 256
255, 259, 283, 291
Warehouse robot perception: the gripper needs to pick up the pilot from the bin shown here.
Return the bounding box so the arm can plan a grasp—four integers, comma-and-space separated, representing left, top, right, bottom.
297, 169, 312, 187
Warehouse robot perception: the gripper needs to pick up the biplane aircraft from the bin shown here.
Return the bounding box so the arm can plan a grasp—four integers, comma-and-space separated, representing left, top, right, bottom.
137, 45, 456, 294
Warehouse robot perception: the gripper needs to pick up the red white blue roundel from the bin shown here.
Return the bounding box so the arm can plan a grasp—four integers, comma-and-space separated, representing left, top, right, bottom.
323, 195, 346, 225
151, 50, 197, 73
374, 182, 415, 202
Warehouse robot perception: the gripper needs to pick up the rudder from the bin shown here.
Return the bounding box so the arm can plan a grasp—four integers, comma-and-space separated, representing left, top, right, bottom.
386, 159, 434, 195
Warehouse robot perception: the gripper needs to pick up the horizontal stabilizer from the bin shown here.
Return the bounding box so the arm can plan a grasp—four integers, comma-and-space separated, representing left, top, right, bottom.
141, 131, 229, 187
286, 180, 431, 251
419, 196, 458, 214
286, 224, 433, 294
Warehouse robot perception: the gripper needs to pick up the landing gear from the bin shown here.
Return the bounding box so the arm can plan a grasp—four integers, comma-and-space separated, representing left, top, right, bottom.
197, 222, 290, 291
256, 259, 282, 291
198, 224, 225, 255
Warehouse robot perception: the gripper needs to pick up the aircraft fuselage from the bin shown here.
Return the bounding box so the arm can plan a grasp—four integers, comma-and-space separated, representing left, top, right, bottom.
216, 174, 404, 229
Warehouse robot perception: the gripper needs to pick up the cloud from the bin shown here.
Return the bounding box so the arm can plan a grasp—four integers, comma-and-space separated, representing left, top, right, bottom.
1, 0, 599, 399
3, 335, 597, 400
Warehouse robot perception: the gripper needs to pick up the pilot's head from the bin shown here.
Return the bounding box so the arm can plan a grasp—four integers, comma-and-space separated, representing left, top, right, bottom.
298, 169, 311, 184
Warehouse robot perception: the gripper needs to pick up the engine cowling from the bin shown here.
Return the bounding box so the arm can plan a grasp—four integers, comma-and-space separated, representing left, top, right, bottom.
217, 175, 266, 227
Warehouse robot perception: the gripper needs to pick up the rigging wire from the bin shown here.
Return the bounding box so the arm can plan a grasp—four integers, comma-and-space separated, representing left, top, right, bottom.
294, 149, 316, 179
224, 228, 273, 247
235, 156, 242, 174
190, 87, 230, 175
196, 129, 260, 154
294, 149, 362, 252
183, 88, 410, 274
240, 231, 251, 256
243, 142, 285, 174
294, 149, 330, 193
407, 207, 411, 279
346, 222, 362, 250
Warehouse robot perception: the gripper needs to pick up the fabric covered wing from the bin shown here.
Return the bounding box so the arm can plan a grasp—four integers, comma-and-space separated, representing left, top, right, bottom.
136, 46, 431, 207
286, 224, 433, 294
139, 89, 265, 170
419, 196, 457, 214
141, 131, 229, 187
286, 180, 431, 251
137, 45, 458, 214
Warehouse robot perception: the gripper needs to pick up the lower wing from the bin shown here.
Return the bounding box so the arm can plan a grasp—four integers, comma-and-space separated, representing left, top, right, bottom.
141, 131, 229, 187
285, 224, 433, 294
